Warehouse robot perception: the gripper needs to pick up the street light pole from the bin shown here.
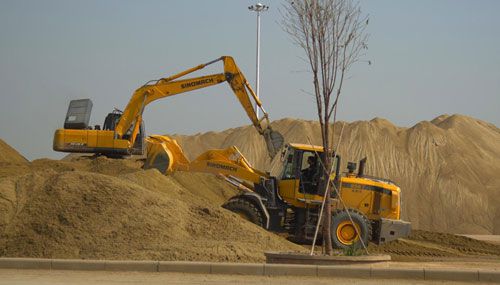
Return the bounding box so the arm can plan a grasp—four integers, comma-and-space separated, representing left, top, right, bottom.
248, 3, 269, 119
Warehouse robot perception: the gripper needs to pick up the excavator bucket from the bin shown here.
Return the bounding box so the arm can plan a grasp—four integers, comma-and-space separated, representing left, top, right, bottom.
263, 128, 285, 158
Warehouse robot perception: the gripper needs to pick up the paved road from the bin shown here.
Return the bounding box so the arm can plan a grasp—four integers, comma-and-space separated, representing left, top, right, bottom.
0, 269, 492, 285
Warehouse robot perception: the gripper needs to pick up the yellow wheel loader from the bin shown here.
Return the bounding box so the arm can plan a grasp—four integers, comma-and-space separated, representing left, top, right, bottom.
145, 140, 411, 249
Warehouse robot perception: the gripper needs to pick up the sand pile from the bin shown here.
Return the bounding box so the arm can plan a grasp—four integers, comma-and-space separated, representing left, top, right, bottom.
172, 114, 500, 235
0, 154, 303, 262
369, 230, 500, 261
0, 139, 30, 178
0, 139, 28, 164
0, 133, 499, 262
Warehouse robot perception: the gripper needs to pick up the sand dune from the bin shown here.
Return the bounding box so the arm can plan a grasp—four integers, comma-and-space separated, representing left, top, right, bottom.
0, 114, 498, 262
172, 114, 500, 235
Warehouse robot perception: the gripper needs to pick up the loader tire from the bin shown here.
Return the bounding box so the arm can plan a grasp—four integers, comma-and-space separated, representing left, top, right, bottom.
223, 198, 264, 228
331, 209, 372, 250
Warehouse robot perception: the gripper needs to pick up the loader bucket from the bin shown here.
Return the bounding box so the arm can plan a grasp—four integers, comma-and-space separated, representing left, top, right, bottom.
144, 135, 190, 174
263, 128, 285, 158
144, 138, 173, 174
145, 149, 171, 174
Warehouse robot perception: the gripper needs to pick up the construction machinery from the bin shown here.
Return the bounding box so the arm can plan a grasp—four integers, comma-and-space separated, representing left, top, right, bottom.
53, 56, 284, 159
145, 139, 411, 249
54, 55, 410, 249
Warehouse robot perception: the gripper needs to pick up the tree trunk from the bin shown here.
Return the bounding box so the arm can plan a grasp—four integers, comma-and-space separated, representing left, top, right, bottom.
322, 125, 333, 255
281, 0, 369, 256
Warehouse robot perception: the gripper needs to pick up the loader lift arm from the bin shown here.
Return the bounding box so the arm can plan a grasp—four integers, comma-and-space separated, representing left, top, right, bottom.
145, 134, 268, 183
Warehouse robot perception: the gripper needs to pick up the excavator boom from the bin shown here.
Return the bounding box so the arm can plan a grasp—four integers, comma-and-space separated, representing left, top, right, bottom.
54, 56, 284, 158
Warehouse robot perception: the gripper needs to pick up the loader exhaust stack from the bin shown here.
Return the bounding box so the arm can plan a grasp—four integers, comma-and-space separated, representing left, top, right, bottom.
358, 157, 367, 177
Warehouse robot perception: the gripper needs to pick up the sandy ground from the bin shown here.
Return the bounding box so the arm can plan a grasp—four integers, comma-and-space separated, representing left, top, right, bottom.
0, 269, 490, 285
174, 114, 500, 235
1, 116, 500, 264
461, 235, 500, 246
1, 153, 500, 263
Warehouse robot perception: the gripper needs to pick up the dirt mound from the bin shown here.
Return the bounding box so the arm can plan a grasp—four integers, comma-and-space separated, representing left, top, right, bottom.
31, 156, 144, 176
0, 155, 303, 262
0, 139, 28, 164
1, 115, 499, 262
172, 114, 500, 235
369, 230, 500, 261
0, 139, 30, 178
0, 139, 28, 169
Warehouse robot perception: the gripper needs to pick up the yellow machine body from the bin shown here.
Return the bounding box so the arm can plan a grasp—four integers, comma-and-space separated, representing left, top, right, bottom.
53, 129, 130, 154
54, 55, 407, 248
144, 137, 408, 242
273, 144, 401, 218
54, 56, 284, 158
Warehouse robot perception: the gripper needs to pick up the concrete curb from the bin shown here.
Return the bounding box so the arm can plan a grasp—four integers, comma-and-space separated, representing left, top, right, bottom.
371, 267, 424, 280
317, 265, 371, 278
424, 268, 479, 282
0, 258, 498, 282
0, 258, 51, 270
105, 260, 158, 272
52, 259, 105, 271
159, 261, 211, 274
265, 263, 317, 276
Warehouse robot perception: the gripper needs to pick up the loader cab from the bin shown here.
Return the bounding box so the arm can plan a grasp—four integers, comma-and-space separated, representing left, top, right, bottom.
277, 144, 340, 207
298, 151, 320, 194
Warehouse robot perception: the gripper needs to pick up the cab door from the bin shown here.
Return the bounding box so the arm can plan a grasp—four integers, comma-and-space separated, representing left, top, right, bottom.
277, 149, 300, 203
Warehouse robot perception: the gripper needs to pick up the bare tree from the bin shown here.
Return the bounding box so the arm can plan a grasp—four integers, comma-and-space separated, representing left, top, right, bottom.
281, 0, 369, 255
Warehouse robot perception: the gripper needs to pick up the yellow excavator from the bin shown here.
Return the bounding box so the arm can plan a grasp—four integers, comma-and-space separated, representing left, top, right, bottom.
53, 56, 284, 159
54, 56, 410, 249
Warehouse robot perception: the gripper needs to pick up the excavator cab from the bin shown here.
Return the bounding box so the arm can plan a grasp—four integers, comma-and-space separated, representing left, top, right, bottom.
103, 111, 122, 131
102, 110, 146, 156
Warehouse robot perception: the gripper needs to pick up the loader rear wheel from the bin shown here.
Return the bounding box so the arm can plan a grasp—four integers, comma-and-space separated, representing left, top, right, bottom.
331, 209, 372, 250
223, 198, 264, 228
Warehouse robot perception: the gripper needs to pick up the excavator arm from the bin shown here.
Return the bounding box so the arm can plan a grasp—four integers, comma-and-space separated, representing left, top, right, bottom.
115, 58, 226, 139
54, 56, 284, 158
117, 73, 227, 146
116, 56, 283, 157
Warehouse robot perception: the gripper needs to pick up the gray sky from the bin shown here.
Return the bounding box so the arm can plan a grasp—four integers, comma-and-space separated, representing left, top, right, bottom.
1, 0, 499, 160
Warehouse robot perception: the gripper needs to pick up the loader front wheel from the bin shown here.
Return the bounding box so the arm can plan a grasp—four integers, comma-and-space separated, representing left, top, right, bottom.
223, 198, 264, 228
331, 209, 372, 250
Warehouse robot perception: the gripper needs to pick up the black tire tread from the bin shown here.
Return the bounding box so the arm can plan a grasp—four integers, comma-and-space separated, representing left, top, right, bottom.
223, 197, 264, 227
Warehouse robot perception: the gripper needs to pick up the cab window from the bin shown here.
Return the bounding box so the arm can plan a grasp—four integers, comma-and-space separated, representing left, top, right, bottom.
281, 152, 296, 179
300, 151, 317, 171
299, 151, 320, 194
